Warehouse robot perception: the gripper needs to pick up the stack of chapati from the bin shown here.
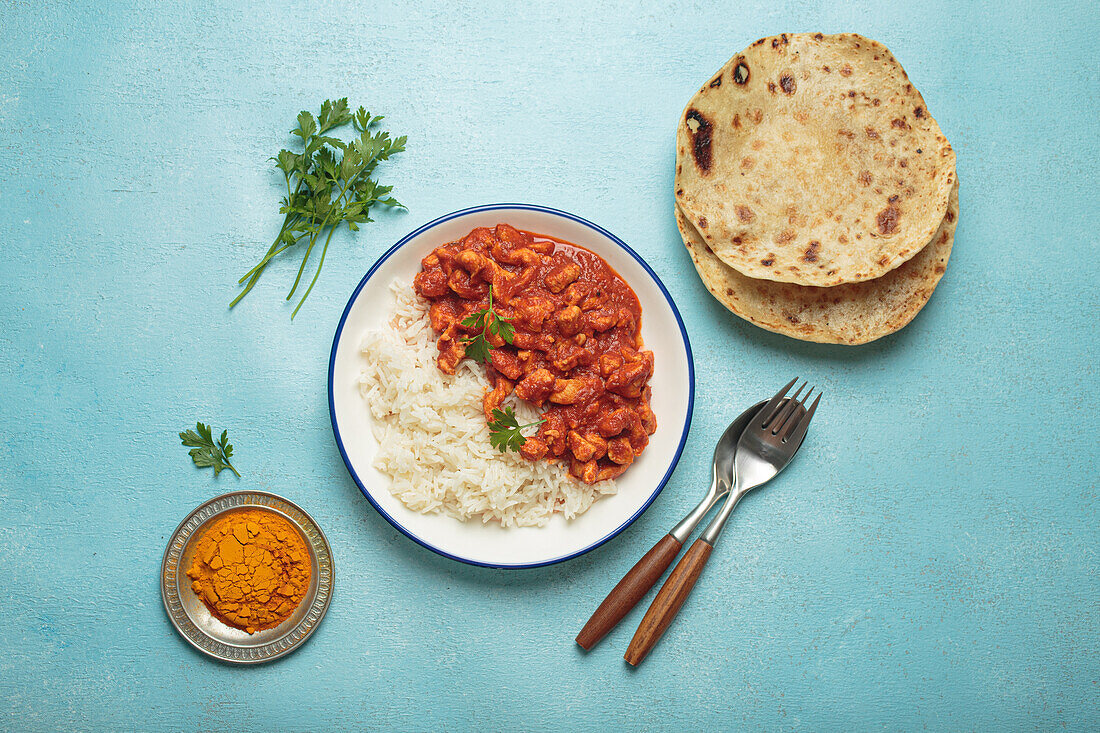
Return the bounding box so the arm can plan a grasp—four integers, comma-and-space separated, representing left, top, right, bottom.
675, 33, 958, 344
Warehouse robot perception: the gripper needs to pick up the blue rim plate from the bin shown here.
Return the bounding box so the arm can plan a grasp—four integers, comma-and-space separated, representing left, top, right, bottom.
328, 204, 695, 568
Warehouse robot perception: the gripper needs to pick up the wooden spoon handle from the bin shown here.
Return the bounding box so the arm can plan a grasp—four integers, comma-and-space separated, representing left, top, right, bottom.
575, 533, 683, 651
624, 538, 713, 665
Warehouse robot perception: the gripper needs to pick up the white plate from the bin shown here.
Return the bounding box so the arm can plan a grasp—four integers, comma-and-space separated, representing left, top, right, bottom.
328, 204, 694, 568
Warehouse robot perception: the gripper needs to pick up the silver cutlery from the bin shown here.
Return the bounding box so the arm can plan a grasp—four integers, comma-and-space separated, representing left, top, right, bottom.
624, 378, 820, 665
576, 398, 769, 651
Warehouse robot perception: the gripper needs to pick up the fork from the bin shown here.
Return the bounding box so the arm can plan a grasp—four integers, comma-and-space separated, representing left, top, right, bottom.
624, 379, 821, 665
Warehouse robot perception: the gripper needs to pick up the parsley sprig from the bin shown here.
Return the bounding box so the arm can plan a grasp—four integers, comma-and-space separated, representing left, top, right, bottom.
488, 407, 546, 453
461, 285, 514, 364
231, 98, 408, 318
179, 422, 241, 477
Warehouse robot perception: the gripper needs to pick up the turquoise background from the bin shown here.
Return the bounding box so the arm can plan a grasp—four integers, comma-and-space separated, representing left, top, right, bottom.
1, 0, 1096, 730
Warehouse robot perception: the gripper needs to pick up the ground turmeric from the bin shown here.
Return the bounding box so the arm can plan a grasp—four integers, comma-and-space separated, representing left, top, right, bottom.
186, 508, 311, 634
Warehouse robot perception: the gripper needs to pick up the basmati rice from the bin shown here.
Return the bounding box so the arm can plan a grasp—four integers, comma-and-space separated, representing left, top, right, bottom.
357, 281, 616, 527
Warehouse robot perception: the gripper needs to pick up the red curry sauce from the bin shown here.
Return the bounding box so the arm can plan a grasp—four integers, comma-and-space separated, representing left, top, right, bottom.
413, 224, 656, 483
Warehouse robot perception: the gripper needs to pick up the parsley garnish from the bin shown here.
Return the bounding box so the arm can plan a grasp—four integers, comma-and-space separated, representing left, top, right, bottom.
488, 407, 546, 453
179, 422, 241, 477
460, 285, 514, 364
231, 98, 408, 318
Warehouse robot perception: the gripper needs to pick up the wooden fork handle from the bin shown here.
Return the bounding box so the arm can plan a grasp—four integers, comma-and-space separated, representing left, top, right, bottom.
624, 538, 713, 665
575, 534, 683, 651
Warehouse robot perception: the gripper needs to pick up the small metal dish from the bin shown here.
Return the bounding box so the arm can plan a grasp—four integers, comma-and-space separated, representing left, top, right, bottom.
161, 491, 334, 664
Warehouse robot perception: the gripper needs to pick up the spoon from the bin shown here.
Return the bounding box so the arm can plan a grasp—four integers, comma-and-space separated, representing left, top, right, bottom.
624, 378, 821, 665
575, 398, 769, 651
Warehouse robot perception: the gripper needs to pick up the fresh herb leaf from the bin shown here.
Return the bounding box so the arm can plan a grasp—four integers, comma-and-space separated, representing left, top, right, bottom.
231, 99, 408, 318
463, 333, 493, 364
179, 422, 241, 477
487, 407, 546, 453
461, 285, 514, 364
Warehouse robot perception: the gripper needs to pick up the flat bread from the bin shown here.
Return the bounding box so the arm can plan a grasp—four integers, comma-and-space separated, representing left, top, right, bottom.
675, 33, 956, 286
678, 181, 958, 345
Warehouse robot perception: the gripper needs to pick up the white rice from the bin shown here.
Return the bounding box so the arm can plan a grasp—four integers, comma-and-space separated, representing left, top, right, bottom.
357, 281, 616, 527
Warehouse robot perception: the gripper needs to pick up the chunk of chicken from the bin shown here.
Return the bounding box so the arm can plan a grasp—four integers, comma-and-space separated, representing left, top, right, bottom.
607, 437, 634, 466
549, 377, 584, 405
447, 269, 486, 299
597, 463, 629, 482
584, 308, 617, 333
556, 305, 583, 336
599, 353, 623, 378
514, 368, 555, 404
568, 430, 608, 462
545, 262, 581, 293
436, 333, 465, 375
482, 377, 514, 419
597, 407, 636, 438
606, 351, 654, 398
413, 269, 448, 298
538, 411, 568, 456
570, 457, 598, 484
428, 302, 458, 333
489, 349, 523, 381
519, 436, 549, 461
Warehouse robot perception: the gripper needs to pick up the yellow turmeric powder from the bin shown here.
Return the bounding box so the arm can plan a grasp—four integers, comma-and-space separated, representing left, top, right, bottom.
186, 508, 311, 634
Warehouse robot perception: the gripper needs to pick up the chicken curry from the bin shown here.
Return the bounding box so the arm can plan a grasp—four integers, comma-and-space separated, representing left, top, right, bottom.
413, 224, 656, 483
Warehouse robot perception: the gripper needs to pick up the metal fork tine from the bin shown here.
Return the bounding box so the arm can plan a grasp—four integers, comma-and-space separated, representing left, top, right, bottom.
783, 392, 821, 445
769, 382, 807, 433
758, 377, 798, 428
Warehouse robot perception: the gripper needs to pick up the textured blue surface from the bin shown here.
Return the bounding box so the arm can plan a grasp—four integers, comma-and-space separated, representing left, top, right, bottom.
0, 1, 1097, 730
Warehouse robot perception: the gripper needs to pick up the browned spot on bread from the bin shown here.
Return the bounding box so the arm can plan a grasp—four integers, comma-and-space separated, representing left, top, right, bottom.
761, 258, 775, 266
822, 65, 831, 72
859, 170, 873, 186
813, 33, 823, 40
914, 106, 925, 118
899, 159, 908, 168
731, 235, 743, 244
802, 241, 820, 262
876, 204, 901, 235
865, 127, 879, 139
934, 264, 946, 274
838, 234, 849, 244
888, 194, 899, 203
775, 230, 795, 244
697, 216, 708, 229
684, 108, 714, 174
878, 255, 889, 266
945, 210, 956, 223
767, 82, 777, 93
750, 108, 763, 124
733, 61, 750, 85
785, 313, 800, 324
751, 139, 765, 150
736, 205, 755, 222
740, 156, 755, 170
840, 65, 852, 76
709, 74, 723, 88
704, 243, 714, 255
847, 90, 856, 98
676, 188, 683, 196
891, 118, 907, 129
779, 74, 796, 93
839, 129, 855, 139
732, 114, 741, 128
